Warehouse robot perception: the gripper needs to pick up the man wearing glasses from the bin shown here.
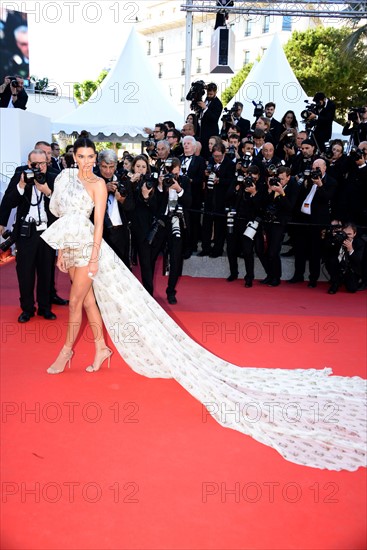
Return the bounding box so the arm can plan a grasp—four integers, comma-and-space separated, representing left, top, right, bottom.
0, 149, 58, 322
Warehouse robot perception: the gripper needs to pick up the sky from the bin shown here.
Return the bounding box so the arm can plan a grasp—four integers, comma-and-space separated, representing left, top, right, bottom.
5, 1, 146, 95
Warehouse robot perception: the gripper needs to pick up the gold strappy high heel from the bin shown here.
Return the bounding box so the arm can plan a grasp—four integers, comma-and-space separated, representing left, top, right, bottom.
86, 347, 112, 373
47, 346, 74, 374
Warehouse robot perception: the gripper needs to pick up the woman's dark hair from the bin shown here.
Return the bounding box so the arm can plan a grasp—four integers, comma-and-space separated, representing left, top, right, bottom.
131, 155, 151, 174
73, 137, 96, 153
280, 110, 298, 129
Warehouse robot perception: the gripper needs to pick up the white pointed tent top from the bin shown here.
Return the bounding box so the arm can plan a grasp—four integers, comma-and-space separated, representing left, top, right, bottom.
52, 27, 184, 138
227, 33, 343, 138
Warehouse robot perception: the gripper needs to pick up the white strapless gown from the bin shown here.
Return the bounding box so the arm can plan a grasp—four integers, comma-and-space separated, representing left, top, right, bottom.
42, 169, 367, 471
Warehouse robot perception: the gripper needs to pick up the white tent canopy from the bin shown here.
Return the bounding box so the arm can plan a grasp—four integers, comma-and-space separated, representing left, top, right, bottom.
52, 27, 184, 139
227, 34, 343, 139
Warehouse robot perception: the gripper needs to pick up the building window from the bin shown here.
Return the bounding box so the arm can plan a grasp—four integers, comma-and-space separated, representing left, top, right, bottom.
147, 41, 151, 55
282, 16, 292, 31
159, 37, 164, 53
158, 63, 163, 78
181, 84, 185, 102
196, 58, 202, 73
263, 15, 270, 33
197, 29, 203, 46
244, 19, 252, 37
243, 51, 250, 65
181, 59, 185, 76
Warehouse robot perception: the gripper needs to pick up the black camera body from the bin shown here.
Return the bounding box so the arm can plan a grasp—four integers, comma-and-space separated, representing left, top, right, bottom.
323, 142, 333, 160
281, 132, 296, 149
206, 163, 219, 190
24, 166, 47, 186
300, 101, 318, 128
325, 227, 348, 248
186, 80, 206, 113
310, 167, 322, 180
116, 172, 129, 197
8, 76, 20, 88
252, 100, 264, 119
349, 147, 364, 162
0, 228, 17, 252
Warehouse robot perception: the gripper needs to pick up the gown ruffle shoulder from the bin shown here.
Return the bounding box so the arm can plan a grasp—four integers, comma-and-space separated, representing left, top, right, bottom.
42, 169, 367, 472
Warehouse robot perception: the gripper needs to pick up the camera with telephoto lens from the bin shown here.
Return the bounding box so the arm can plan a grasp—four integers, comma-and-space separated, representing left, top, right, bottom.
323, 141, 333, 160
139, 171, 158, 192
0, 228, 17, 252
239, 152, 253, 169
226, 144, 237, 160
252, 100, 264, 119
244, 217, 262, 240
186, 80, 206, 113
348, 107, 366, 123
310, 167, 322, 180
349, 147, 365, 162
147, 217, 166, 245
325, 225, 348, 248
206, 163, 219, 190
226, 208, 236, 234
297, 166, 311, 186
115, 171, 129, 197
23, 165, 47, 186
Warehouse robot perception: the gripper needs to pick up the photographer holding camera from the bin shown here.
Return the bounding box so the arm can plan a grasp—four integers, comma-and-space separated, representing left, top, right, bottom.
260, 166, 299, 286
0, 75, 28, 110
95, 149, 134, 268
196, 82, 223, 159
0, 149, 57, 322
226, 165, 266, 286
303, 92, 336, 153
324, 222, 364, 294
342, 105, 367, 146
289, 159, 336, 286
149, 158, 192, 304
339, 142, 367, 225
200, 143, 236, 257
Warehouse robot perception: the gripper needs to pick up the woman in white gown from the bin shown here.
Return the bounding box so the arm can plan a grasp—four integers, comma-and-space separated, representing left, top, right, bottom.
42, 138, 366, 472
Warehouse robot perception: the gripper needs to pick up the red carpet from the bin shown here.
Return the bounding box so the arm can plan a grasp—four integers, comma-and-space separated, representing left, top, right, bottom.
1, 260, 366, 550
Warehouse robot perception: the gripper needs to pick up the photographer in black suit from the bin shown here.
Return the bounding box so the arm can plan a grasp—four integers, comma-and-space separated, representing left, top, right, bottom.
95, 149, 134, 268
197, 82, 223, 159
342, 105, 367, 146
0, 75, 28, 109
179, 136, 206, 256
0, 149, 57, 322
306, 92, 336, 152
150, 158, 192, 304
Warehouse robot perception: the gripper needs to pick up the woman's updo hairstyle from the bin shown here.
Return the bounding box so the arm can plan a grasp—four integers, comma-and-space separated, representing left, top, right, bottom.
73, 137, 96, 153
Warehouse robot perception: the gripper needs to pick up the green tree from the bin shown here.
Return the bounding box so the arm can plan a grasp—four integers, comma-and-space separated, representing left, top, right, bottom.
74, 70, 108, 104
221, 63, 253, 106
284, 27, 367, 122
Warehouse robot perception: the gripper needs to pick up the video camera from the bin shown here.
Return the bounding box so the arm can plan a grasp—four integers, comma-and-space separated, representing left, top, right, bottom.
186, 80, 206, 113
300, 101, 318, 127
348, 107, 366, 123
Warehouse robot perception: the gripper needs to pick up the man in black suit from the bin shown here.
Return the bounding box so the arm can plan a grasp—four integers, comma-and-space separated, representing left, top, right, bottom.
0, 75, 28, 109
230, 102, 251, 139
51, 142, 62, 172
260, 166, 300, 286
200, 143, 236, 257
289, 158, 337, 286
95, 149, 134, 268
264, 102, 282, 145
150, 158, 192, 304
307, 92, 336, 152
197, 82, 223, 159
180, 136, 206, 256
0, 149, 57, 322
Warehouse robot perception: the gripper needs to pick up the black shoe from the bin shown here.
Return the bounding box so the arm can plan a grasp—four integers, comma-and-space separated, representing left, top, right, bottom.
244, 280, 253, 288
308, 281, 317, 288
167, 295, 177, 305
198, 250, 210, 257
260, 276, 271, 285
226, 274, 238, 282
267, 279, 280, 287
281, 248, 295, 257
38, 309, 57, 320
328, 284, 338, 295
18, 312, 34, 323
287, 276, 304, 284
51, 294, 69, 306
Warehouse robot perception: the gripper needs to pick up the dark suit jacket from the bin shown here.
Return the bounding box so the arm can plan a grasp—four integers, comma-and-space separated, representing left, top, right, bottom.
295, 173, 337, 225
179, 154, 206, 207
51, 157, 62, 172
205, 155, 236, 213
0, 84, 28, 110
314, 99, 336, 145
268, 118, 282, 144
233, 117, 251, 140
259, 177, 300, 225
0, 166, 56, 233
199, 96, 223, 144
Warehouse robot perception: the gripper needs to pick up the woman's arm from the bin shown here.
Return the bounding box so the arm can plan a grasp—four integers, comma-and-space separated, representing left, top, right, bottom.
89, 178, 107, 276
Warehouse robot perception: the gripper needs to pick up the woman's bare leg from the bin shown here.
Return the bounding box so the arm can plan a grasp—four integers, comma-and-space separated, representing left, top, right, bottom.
82, 286, 112, 371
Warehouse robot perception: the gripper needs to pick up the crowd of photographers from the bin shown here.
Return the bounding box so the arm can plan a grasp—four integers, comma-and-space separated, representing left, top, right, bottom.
1, 83, 366, 320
